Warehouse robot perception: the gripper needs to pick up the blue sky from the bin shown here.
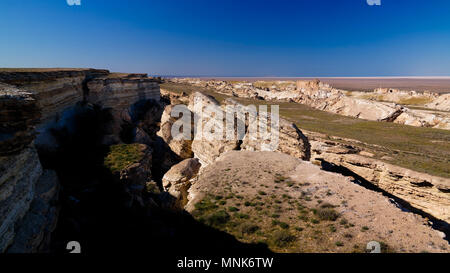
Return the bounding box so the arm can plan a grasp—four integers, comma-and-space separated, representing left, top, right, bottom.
1, 0, 450, 76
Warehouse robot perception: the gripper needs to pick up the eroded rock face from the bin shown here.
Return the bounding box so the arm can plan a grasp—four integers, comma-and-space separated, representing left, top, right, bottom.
0, 69, 109, 123
86, 74, 160, 110
0, 147, 42, 252
162, 158, 201, 209
222, 98, 311, 160
1, 69, 166, 253
189, 92, 240, 166
0, 85, 59, 253
317, 152, 450, 222
170, 78, 450, 130
157, 105, 194, 159
0, 84, 40, 155
241, 117, 311, 160
7, 170, 59, 253
0, 147, 58, 253
426, 94, 450, 111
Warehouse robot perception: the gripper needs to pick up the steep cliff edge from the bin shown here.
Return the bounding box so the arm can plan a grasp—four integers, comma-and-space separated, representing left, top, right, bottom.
0, 69, 161, 253
0, 84, 58, 252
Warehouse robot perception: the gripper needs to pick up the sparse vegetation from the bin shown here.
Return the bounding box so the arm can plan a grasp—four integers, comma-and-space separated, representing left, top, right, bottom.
315, 208, 340, 221
272, 230, 296, 247
104, 144, 145, 173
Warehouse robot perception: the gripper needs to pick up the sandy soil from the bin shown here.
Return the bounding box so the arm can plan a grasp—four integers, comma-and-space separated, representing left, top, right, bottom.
186, 151, 449, 253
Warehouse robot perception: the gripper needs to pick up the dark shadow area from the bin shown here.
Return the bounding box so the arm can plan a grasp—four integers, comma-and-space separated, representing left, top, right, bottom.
319, 159, 450, 242
37, 102, 271, 255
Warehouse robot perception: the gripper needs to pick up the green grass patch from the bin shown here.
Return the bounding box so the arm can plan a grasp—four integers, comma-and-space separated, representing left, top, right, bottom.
104, 144, 146, 173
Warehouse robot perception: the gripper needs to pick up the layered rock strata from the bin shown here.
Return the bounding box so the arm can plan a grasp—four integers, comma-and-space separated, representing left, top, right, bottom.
0, 69, 162, 253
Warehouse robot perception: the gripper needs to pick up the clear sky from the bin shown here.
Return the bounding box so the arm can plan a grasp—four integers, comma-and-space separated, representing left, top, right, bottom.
1, 0, 450, 76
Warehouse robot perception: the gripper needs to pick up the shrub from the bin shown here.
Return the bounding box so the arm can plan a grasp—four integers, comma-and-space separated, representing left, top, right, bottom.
278, 222, 290, 229
241, 223, 260, 234
320, 202, 335, 208
228, 206, 239, 212
273, 230, 296, 247
236, 213, 250, 219
205, 210, 230, 227
316, 208, 339, 221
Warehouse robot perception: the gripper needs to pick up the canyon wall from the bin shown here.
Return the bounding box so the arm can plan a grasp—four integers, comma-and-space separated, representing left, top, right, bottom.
0, 69, 161, 252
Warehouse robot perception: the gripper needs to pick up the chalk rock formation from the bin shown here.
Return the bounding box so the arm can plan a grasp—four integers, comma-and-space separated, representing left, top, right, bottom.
222, 99, 311, 160
86, 73, 160, 110
317, 152, 450, 222
162, 158, 201, 209
426, 94, 450, 111
0, 69, 108, 123
157, 105, 193, 159
319, 97, 405, 122
189, 92, 240, 166
171, 78, 450, 130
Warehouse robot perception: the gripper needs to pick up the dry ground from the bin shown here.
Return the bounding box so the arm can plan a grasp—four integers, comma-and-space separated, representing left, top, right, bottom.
186, 151, 449, 253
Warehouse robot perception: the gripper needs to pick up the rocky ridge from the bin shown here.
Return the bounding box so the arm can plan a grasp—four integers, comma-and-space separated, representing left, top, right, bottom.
169, 78, 450, 130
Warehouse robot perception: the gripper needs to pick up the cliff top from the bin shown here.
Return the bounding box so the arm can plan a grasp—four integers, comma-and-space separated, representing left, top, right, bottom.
0, 68, 103, 72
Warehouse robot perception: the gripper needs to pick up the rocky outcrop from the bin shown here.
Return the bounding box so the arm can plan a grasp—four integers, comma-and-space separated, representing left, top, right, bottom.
86, 73, 160, 110
426, 94, 450, 111
186, 93, 311, 165
0, 84, 40, 155
319, 96, 405, 122
0, 69, 109, 123
189, 92, 240, 166
157, 105, 194, 159
0, 86, 59, 253
162, 158, 201, 209
0, 147, 43, 252
7, 170, 59, 253
316, 152, 450, 222
170, 78, 450, 130
0, 69, 163, 253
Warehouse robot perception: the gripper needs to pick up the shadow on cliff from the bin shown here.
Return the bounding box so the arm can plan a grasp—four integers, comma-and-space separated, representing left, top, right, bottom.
37, 102, 271, 255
